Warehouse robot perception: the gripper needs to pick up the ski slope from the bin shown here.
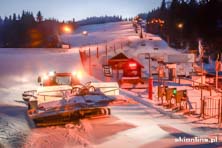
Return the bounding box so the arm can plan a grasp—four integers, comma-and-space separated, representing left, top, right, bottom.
0, 21, 218, 148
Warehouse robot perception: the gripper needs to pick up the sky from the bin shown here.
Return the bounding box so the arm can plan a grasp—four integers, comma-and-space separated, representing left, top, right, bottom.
0, 0, 161, 21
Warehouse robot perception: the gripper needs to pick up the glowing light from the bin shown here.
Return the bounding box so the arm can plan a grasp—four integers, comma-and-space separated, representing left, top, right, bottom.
63, 25, 72, 33
82, 31, 88, 36
48, 71, 55, 77
43, 74, 49, 80
72, 71, 76, 76
76, 71, 82, 80
72, 70, 82, 80
129, 63, 137, 68
177, 23, 184, 29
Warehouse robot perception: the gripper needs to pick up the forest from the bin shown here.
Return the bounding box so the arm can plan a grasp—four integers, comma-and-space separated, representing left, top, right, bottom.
145, 0, 222, 58
0, 11, 124, 48
0, 11, 77, 48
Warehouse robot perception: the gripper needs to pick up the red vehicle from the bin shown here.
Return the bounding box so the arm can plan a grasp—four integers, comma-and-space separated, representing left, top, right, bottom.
37, 71, 81, 86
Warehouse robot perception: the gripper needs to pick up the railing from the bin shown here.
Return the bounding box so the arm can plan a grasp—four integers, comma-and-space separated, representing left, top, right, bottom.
177, 76, 222, 124
202, 96, 222, 124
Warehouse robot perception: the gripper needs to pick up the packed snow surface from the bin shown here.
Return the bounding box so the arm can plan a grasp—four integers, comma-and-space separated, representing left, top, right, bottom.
0, 21, 219, 148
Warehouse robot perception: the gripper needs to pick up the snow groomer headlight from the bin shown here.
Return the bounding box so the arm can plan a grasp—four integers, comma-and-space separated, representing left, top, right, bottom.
48, 71, 56, 77
72, 70, 82, 80
43, 74, 49, 80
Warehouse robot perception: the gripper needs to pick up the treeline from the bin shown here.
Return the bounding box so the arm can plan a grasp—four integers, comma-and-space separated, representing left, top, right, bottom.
145, 0, 222, 55
77, 15, 125, 26
0, 11, 76, 48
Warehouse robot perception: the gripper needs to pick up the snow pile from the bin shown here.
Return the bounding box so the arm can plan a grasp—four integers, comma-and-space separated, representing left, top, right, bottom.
0, 106, 30, 147
24, 119, 93, 148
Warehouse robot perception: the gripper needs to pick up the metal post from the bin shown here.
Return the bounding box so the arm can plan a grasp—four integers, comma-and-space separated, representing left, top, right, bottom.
140, 24, 143, 39
105, 42, 108, 64
200, 60, 204, 117
216, 71, 218, 89
148, 53, 153, 100
210, 88, 212, 96
148, 54, 151, 77
149, 77, 153, 100
88, 48, 92, 75
220, 92, 222, 124
96, 44, 99, 59
137, 52, 153, 100
218, 99, 220, 124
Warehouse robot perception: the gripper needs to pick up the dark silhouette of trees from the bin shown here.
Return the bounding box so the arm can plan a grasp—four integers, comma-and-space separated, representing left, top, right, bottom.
145, 0, 222, 57
77, 15, 123, 26
0, 11, 77, 48
0, 12, 125, 48
37, 11, 43, 22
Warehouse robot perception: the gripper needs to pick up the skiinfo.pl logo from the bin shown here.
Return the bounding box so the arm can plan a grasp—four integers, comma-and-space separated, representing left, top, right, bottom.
175, 136, 218, 143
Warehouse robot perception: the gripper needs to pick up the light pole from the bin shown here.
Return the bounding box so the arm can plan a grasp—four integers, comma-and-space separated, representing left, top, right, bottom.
140, 23, 143, 39
62, 24, 73, 47
105, 40, 108, 64
138, 52, 153, 100
138, 18, 143, 39
198, 39, 204, 117
82, 31, 92, 75
177, 22, 184, 48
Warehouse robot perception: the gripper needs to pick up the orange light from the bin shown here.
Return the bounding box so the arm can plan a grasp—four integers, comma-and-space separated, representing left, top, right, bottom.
177, 23, 183, 29
72, 70, 82, 80
63, 25, 72, 33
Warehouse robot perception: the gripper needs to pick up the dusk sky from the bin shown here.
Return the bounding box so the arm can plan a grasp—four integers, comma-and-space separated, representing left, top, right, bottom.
0, 0, 162, 21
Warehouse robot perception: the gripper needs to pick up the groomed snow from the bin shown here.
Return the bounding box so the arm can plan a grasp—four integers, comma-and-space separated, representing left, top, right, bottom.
0, 21, 220, 148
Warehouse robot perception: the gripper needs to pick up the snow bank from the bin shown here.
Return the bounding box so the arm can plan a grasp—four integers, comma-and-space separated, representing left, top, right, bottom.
24, 120, 93, 148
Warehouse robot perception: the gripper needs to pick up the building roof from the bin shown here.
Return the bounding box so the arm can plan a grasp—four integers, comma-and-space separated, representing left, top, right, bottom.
108, 52, 144, 69
109, 52, 128, 60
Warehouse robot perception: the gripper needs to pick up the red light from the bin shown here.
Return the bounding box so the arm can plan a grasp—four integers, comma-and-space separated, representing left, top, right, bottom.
129, 63, 137, 68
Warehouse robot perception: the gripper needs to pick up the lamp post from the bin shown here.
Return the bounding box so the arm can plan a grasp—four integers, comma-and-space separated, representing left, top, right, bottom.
198, 39, 204, 117
200, 55, 204, 117
62, 24, 73, 47
146, 53, 153, 100
177, 22, 184, 48
140, 23, 143, 39
138, 18, 143, 39
138, 52, 153, 100
82, 30, 92, 75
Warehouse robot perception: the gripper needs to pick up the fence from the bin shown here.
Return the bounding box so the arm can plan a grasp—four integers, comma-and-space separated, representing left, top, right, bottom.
79, 39, 131, 75
177, 77, 222, 124
202, 96, 222, 124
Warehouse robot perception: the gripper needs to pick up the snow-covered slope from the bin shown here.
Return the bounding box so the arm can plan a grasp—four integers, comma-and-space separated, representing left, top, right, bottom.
61, 22, 135, 46
0, 21, 198, 147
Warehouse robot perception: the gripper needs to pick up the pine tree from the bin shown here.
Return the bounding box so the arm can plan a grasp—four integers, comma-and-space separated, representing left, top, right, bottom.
37, 11, 43, 22
18, 14, 21, 20
13, 13, 17, 21
160, 0, 167, 11
0, 16, 3, 25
